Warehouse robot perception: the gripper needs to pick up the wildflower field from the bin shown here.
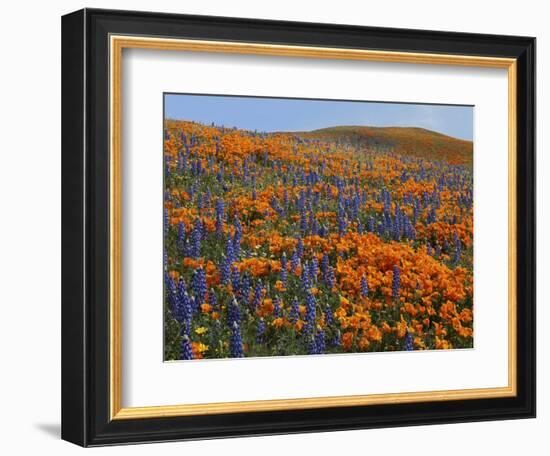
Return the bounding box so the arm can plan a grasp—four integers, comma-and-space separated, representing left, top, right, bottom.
163, 117, 474, 361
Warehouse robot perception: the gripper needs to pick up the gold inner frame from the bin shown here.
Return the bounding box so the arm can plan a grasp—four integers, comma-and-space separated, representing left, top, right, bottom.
109, 35, 517, 420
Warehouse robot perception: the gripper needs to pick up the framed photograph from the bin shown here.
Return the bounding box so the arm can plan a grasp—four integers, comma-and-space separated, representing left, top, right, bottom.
61, 8, 536, 447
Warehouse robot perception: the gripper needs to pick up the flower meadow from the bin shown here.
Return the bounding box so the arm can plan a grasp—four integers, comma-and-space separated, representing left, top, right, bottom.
163, 119, 474, 361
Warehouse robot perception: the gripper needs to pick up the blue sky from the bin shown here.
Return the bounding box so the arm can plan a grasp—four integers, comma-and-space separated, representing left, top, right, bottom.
164, 94, 473, 141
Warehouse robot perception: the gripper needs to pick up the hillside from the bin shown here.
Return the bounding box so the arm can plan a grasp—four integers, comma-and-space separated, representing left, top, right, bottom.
293, 126, 473, 166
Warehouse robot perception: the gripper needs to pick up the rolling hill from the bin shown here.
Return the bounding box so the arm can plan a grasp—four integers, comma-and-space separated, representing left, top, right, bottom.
292, 126, 473, 166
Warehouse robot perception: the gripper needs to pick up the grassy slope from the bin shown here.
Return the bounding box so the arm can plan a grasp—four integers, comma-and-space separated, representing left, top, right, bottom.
291, 126, 473, 166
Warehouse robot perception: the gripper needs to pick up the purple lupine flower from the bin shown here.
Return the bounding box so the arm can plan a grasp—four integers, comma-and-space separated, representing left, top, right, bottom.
392, 206, 402, 240
392, 265, 400, 300
242, 158, 249, 181
290, 251, 300, 274
220, 256, 231, 285
192, 268, 207, 306
178, 152, 187, 173
273, 296, 281, 317
308, 329, 325, 355
314, 329, 326, 354
233, 216, 242, 259
427, 206, 437, 224
321, 253, 329, 276
311, 217, 319, 236
164, 209, 169, 236
296, 238, 304, 258
209, 289, 218, 312
361, 276, 369, 298
197, 192, 205, 211
231, 266, 240, 295
405, 329, 414, 351
296, 189, 306, 212
229, 321, 244, 358
309, 256, 319, 283
181, 152, 188, 172
173, 277, 187, 321
225, 234, 234, 264
413, 201, 419, 224
270, 196, 284, 217
324, 305, 333, 325
165, 272, 178, 311
324, 266, 336, 289
453, 231, 462, 265
191, 158, 200, 177
228, 296, 241, 326
215, 198, 225, 236
308, 213, 315, 236
368, 217, 375, 233
256, 319, 266, 344
299, 210, 308, 235
289, 297, 300, 323
404, 216, 416, 240
240, 273, 251, 305
337, 206, 347, 235
188, 183, 197, 199
283, 189, 289, 208
179, 288, 193, 333
181, 334, 194, 360
280, 252, 288, 285
251, 281, 263, 310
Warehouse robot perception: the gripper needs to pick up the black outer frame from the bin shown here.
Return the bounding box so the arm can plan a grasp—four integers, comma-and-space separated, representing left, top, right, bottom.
61, 8, 536, 447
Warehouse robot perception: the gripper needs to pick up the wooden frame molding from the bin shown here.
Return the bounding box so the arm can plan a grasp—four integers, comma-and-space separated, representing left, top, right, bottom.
109, 35, 518, 421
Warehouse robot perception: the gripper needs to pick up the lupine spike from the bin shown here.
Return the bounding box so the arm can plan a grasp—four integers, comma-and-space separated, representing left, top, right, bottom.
324, 305, 333, 325
405, 330, 414, 351
453, 231, 462, 265
280, 253, 288, 285
181, 335, 194, 360
309, 256, 319, 283
392, 265, 400, 300
231, 266, 240, 295
256, 319, 266, 344
230, 321, 244, 358
290, 251, 300, 274
273, 296, 281, 317
289, 297, 300, 323
296, 238, 304, 258
361, 276, 369, 298
252, 281, 263, 310
192, 268, 207, 306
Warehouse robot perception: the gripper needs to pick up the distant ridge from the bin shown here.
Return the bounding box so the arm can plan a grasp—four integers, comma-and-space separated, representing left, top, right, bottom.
289, 126, 473, 166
